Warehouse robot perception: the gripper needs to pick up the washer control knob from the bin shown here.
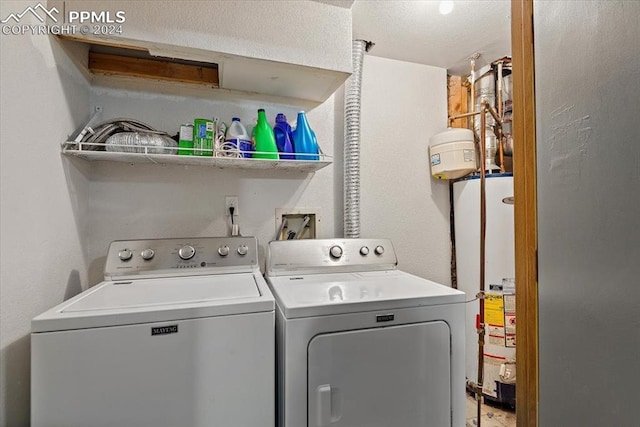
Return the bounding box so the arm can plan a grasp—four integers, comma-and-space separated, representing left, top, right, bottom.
237, 245, 248, 256
118, 249, 133, 261
360, 246, 370, 256
141, 249, 155, 260
178, 245, 196, 260
374, 245, 385, 255
218, 245, 230, 257
330, 245, 343, 259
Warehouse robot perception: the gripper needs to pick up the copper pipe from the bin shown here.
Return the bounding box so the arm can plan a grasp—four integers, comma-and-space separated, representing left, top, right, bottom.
486, 105, 504, 172
487, 104, 506, 172
478, 102, 488, 426
496, 61, 506, 173
486, 105, 503, 128
497, 61, 504, 120
469, 53, 480, 131
495, 63, 507, 172
476, 102, 489, 426
449, 110, 481, 125
499, 137, 506, 173
449, 106, 502, 126
452, 103, 492, 427
487, 101, 506, 172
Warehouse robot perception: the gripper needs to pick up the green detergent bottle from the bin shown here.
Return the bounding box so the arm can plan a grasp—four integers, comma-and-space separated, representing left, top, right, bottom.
252, 109, 279, 159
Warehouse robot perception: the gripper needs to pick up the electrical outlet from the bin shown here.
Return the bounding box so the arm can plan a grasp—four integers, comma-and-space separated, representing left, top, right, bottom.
225, 196, 239, 217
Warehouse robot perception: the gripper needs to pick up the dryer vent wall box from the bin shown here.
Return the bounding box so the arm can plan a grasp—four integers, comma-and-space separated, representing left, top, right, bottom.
275, 208, 321, 240
31, 237, 275, 427
265, 238, 467, 427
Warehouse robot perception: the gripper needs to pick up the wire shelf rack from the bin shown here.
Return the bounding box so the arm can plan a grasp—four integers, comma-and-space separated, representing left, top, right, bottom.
61, 141, 332, 172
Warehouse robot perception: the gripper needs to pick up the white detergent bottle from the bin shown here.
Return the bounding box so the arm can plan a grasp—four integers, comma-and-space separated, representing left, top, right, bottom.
225, 117, 252, 158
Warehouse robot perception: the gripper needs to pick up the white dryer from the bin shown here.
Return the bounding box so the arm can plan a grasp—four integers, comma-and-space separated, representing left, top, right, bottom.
265, 238, 466, 427
31, 237, 274, 427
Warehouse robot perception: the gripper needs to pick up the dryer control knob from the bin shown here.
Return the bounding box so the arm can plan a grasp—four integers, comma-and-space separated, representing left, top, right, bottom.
330, 245, 343, 259
178, 245, 196, 260
237, 245, 248, 256
141, 249, 155, 260
374, 245, 385, 255
360, 246, 370, 256
218, 245, 230, 257
118, 249, 133, 261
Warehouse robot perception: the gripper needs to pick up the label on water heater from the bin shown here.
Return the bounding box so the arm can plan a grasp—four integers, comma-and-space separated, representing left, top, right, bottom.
431, 154, 441, 166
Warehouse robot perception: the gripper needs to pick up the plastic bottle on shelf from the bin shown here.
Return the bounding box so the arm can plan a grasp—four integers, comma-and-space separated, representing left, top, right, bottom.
225, 117, 252, 158
273, 113, 295, 160
252, 109, 279, 159
292, 111, 319, 161
177, 123, 194, 156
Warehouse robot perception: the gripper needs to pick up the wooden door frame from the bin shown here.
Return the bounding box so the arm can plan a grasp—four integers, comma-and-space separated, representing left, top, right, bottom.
511, 0, 538, 425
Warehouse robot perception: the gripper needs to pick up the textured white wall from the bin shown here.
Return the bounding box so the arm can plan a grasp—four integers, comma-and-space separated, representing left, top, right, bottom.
535, 1, 640, 425
54, 0, 352, 72
0, 2, 91, 425
359, 55, 450, 284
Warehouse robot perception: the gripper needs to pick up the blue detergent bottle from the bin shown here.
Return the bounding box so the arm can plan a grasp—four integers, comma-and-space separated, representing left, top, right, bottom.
292, 111, 319, 161
273, 113, 295, 160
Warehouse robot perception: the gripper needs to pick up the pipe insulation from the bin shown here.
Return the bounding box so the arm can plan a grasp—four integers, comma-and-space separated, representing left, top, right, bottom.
344, 39, 373, 238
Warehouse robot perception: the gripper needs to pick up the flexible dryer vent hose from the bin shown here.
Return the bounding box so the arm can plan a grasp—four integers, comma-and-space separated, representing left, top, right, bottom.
344, 39, 373, 238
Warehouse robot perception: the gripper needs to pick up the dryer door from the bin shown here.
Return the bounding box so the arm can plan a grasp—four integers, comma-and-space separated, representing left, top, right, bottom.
308, 321, 452, 427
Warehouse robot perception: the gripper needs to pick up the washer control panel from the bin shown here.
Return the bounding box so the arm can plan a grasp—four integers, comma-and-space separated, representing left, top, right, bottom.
267, 238, 397, 275
104, 237, 259, 279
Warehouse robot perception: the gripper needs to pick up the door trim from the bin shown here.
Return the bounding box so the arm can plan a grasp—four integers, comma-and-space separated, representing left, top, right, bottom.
511, 0, 538, 425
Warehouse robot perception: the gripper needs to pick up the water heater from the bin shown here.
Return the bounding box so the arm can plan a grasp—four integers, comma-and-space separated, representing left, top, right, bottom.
453, 174, 515, 395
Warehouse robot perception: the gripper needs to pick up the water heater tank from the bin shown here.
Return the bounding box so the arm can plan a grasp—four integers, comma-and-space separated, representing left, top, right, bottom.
429, 128, 477, 180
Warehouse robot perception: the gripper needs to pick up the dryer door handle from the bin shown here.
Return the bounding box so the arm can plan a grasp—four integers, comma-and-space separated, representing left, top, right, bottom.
316, 384, 332, 426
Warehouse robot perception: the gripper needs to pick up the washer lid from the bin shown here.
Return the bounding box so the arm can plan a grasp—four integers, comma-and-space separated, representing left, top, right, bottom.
267, 270, 465, 318
63, 274, 260, 312
32, 273, 274, 332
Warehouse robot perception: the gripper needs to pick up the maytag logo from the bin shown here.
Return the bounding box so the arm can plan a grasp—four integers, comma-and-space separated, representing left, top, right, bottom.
376, 314, 395, 322
151, 325, 178, 336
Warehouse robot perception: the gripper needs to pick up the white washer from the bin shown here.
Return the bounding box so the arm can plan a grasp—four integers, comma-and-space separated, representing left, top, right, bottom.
31, 237, 274, 427
265, 238, 466, 427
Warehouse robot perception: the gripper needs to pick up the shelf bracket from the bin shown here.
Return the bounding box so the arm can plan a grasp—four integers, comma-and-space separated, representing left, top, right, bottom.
70, 106, 103, 144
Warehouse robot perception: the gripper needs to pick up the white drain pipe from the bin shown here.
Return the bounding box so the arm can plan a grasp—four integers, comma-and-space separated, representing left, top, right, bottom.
344, 39, 373, 238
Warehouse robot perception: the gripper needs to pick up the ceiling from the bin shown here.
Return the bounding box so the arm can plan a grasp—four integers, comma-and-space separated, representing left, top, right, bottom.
349, 0, 511, 75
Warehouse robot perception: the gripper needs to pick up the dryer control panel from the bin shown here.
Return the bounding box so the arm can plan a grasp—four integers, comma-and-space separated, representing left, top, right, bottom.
266, 238, 398, 276
104, 237, 259, 279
